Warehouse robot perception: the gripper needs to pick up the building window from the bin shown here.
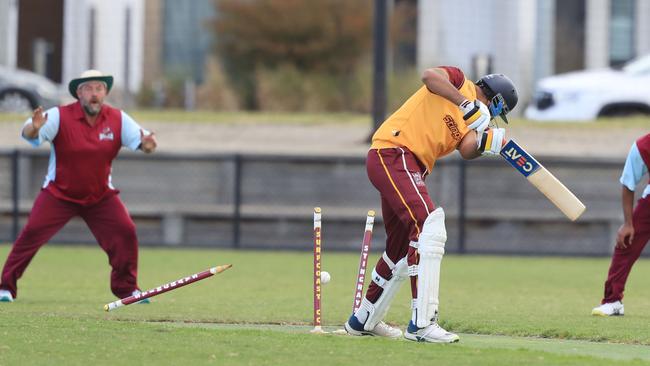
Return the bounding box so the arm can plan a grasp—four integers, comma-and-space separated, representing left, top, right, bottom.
609, 0, 635, 67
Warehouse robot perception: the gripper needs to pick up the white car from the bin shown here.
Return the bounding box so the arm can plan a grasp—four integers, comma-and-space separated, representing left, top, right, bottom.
525, 54, 650, 121
0, 66, 68, 113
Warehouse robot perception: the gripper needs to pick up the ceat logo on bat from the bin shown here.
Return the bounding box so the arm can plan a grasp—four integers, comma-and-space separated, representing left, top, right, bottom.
500, 140, 540, 177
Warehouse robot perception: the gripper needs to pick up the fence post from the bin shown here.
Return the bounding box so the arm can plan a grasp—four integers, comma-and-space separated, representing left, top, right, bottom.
11, 149, 20, 241
457, 159, 466, 254
370, 0, 387, 135
232, 154, 242, 248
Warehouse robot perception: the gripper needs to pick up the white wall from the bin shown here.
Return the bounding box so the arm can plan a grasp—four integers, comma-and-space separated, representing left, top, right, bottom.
0, 0, 18, 68
585, 0, 609, 69
63, 0, 91, 81
533, 0, 554, 82
63, 0, 144, 93
416, 0, 441, 72
417, 0, 538, 115
636, 0, 650, 57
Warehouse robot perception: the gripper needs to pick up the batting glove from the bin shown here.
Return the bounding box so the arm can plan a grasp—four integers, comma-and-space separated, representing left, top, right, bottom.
459, 99, 491, 134
477, 127, 506, 156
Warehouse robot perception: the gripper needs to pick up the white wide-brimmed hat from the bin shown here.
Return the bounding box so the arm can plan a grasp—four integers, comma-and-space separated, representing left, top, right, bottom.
68, 69, 113, 99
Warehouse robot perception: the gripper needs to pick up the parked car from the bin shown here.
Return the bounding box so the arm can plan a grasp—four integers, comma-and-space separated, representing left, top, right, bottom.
0, 66, 69, 113
525, 54, 650, 121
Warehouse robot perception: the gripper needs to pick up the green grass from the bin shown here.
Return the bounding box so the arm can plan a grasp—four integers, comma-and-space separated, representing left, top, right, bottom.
1, 245, 650, 365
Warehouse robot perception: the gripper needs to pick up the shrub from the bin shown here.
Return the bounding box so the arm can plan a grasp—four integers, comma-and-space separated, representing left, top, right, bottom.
196, 57, 240, 110
213, 0, 371, 110
255, 63, 373, 112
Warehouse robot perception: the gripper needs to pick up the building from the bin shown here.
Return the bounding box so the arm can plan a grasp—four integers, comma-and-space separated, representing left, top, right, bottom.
0, 0, 19, 70
4, 0, 647, 112
0, 0, 144, 98
0, 0, 217, 105
417, 0, 650, 114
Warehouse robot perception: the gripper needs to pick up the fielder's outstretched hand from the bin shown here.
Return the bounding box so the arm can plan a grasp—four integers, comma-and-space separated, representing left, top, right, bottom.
140, 129, 157, 153
31, 106, 48, 130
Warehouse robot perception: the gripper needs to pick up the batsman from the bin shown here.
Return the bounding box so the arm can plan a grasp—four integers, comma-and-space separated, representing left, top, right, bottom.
344, 66, 518, 342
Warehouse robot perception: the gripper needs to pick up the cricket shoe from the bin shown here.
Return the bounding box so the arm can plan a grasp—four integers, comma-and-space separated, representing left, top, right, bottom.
131, 290, 150, 304
592, 301, 624, 316
404, 320, 459, 343
344, 314, 403, 338
0, 289, 13, 302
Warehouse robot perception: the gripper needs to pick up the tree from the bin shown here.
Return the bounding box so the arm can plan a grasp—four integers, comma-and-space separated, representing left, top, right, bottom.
213, 0, 371, 109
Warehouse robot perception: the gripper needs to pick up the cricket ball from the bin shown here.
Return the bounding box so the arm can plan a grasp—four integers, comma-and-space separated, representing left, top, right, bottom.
321, 271, 331, 284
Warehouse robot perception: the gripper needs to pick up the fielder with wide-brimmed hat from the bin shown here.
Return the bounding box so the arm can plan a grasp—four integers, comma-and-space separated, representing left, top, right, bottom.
67, 69, 114, 99
0, 69, 157, 305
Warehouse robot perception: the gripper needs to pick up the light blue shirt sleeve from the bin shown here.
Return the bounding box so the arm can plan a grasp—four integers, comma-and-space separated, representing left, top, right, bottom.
121, 111, 149, 151
21, 107, 60, 147
620, 142, 648, 191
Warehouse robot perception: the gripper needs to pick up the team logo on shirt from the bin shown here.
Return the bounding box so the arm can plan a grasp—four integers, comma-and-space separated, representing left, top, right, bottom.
443, 115, 461, 141
99, 127, 114, 141
411, 172, 425, 187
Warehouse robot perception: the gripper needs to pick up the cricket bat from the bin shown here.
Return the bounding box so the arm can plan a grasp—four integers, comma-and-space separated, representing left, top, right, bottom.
500, 140, 586, 221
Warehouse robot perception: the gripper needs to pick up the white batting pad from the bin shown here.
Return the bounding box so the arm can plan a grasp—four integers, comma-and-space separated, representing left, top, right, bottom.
361, 257, 408, 331
414, 207, 446, 328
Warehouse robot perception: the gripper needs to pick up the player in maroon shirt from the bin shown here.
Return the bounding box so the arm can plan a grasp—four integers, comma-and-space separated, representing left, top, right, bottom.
592, 133, 650, 316
0, 70, 157, 303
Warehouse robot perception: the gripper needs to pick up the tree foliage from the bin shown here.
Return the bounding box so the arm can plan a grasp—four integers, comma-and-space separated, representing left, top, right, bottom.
212, 0, 372, 109
215, 0, 371, 72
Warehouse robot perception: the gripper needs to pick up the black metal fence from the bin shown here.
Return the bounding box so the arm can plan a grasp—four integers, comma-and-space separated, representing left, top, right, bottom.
0, 148, 626, 255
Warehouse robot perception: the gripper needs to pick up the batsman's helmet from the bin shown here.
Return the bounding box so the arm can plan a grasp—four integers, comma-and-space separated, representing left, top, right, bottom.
476, 74, 518, 123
